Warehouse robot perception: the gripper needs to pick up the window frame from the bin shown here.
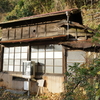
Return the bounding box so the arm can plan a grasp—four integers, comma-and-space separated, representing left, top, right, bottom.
3, 46, 28, 72
2, 44, 63, 75
31, 44, 63, 74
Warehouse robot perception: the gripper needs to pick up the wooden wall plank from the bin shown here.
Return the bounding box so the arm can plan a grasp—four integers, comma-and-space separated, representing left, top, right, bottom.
30, 26, 37, 38
58, 28, 64, 34
38, 32, 45, 37
2, 29, 8, 40
9, 28, 15, 40
47, 23, 58, 32
38, 24, 45, 33
22, 27, 29, 39
16, 28, 22, 39
46, 32, 59, 36
46, 23, 64, 36
38, 24, 46, 37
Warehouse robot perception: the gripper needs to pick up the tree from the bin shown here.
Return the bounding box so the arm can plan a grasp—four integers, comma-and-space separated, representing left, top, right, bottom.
0, 0, 15, 13
6, 0, 55, 20
63, 60, 100, 100
6, 0, 34, 20
92, 25, 100, 44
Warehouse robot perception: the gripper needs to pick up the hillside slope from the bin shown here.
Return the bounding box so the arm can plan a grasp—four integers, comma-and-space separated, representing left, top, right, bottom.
0, 0, 100, 30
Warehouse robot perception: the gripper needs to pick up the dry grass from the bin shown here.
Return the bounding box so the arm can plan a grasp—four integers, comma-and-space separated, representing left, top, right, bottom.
82, 8, 100, 29
0, 87, 63, 100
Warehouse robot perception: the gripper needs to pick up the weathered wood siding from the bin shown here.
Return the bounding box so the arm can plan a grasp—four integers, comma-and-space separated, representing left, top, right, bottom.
65, 28, 93, 40
38, 24, 45, 37
30, 26, 37, 38
1, 22, 65, 41
15, 28, 22, 39
2, 29, 8, 40
1, 24, 93, 41
22, 27, 29, 39
9, 28, 15, 40
46, 23, 64, 36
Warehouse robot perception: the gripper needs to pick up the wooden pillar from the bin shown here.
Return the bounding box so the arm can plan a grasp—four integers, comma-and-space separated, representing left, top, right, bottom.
62, 46, 69, 91
62, 46, 67, 74
27, 43, 31, 61
0, 45, 4, 71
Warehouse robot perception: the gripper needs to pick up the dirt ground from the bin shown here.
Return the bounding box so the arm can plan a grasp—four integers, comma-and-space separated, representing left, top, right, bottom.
0, 87, 63, 100
0, 88, 32, 100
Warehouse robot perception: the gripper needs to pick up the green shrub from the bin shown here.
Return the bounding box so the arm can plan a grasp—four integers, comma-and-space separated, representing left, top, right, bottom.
63, 58, 100, 100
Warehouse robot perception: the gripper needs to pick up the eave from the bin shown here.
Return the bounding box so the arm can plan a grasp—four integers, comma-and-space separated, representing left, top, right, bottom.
59, 39, 100, 48
0, 9, 80, 28
0, 35, 67, 44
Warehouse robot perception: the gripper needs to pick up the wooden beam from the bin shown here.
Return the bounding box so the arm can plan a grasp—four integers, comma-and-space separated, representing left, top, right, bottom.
57, 20, 97, 33
0, 35, 67, 44
59, 40, 100, 48
0, 45, 4, 71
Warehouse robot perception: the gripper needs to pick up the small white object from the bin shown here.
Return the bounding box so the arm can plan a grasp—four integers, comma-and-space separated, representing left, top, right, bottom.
37, 79, 44, 87
22, 75, 31, 79
66, 11, 69, 16
24, 81, 29, 90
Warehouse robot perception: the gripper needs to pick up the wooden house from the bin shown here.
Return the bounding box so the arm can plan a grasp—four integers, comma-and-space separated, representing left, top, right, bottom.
0, 9, 98, 94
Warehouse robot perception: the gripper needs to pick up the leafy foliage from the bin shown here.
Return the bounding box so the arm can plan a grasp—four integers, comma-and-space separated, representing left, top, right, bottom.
0, 0, 99, 22
5, 0, 55, 20
0, 0, 16, 13
92, 25, 100, 44
6, 0, 34, 20
63, 56, 100, 100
